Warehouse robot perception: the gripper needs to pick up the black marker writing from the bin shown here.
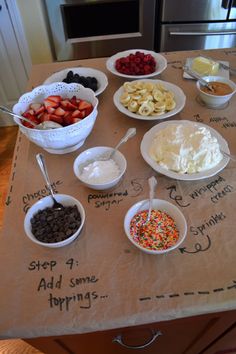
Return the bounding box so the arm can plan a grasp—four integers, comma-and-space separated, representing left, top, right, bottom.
167, 185, 190, 207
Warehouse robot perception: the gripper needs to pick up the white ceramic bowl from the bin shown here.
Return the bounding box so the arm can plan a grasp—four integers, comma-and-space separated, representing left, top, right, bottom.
43, 67, 108, 96
124, 199, 187, 255
113, 79, 186, 120
24, 194, 85, 248
12, 82, 98, 154
106, 49, 167, 79
196, 76, 236, 108
73, 146, 127, 190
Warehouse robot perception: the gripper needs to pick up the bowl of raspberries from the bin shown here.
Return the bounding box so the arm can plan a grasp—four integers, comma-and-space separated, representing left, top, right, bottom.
106, 49, 167, 79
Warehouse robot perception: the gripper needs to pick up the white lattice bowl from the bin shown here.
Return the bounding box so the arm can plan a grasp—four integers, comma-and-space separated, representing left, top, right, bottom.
12, 83, 98, 154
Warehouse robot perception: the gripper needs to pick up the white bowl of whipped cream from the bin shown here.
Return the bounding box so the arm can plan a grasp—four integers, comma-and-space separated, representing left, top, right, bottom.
73, 146, 127, 190
141, 120, 230, 181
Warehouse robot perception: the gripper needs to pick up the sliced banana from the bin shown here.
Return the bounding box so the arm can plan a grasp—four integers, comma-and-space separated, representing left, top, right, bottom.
138, 102, 154, 116
128, 100, 139, 112
120, 92, 131, 105
120, 80, 176, 117
165, 98, 176, 111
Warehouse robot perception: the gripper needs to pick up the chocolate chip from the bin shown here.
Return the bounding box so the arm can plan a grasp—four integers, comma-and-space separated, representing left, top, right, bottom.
30, 205, 82, 243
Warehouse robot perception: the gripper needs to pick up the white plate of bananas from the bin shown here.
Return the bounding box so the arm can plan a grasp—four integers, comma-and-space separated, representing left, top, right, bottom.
113, 79, 186, 120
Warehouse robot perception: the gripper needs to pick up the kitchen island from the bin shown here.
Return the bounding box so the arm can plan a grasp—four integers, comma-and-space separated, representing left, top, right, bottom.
1, 48, 236, 353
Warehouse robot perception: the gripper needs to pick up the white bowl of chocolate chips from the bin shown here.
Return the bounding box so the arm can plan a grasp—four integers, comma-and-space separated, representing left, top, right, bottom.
24, 194, 85, 248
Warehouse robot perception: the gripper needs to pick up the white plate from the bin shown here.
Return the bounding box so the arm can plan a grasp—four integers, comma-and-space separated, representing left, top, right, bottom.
183, 58, 230, 79
106, 49, 167, 79
113, 79, 186, 121
140, 120, 230, 181
43, 67, 108, 96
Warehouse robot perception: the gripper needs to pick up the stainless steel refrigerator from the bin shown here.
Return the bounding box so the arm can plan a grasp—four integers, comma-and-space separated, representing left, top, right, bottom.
156, 0, 236, 52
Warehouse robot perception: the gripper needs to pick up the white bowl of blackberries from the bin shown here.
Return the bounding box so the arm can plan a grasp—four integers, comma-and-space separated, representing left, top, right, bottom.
24, 194, 85, 248
43, 67, 108, 96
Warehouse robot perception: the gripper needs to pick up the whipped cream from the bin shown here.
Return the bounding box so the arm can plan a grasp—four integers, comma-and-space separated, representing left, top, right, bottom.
80, 159, 120, 184
149, 123, 223, 174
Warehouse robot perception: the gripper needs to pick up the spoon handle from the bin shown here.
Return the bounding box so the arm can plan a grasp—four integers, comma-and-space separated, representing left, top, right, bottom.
220, 149, 236, 162
36, 153, 55, 198
0, 105, 37, 127
109, 127, 136, 159
183, 66, 214, 91
147, 176, 157, 222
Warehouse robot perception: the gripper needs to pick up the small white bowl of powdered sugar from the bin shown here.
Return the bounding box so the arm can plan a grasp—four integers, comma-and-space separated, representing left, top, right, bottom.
73, 146, 127, 190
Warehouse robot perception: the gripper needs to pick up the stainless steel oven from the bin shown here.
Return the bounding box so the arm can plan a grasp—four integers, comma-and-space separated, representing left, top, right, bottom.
155, 0, 236, 52
44, 0, 156, 61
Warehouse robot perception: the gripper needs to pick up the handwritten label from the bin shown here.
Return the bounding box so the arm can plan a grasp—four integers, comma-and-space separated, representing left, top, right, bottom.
87, 190, 128, 210
190, 212, 226, 236
167, 175, 234, 209
22, 181, 63, 213
28, 258, 108, 312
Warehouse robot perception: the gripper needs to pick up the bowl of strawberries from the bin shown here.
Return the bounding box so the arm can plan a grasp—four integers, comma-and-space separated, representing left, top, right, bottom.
13, 82, 98, 154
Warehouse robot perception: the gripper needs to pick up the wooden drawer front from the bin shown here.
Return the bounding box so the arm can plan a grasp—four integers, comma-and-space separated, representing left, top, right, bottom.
26, 315, 221, 354
203, 323, 236, 354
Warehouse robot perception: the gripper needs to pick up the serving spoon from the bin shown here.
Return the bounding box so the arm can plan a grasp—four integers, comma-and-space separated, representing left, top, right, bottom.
139, 176, 157, 235
80, 127, 136, 172
183, 66, 215, 92
220, 149, 236, 162
0, 105, 62, 130
36, 153, 64, 210
100, 127, 136, 161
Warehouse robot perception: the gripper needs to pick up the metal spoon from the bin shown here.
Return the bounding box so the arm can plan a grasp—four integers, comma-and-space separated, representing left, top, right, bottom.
36, 153, 64, 210
139, 176, 157, 235
183, 66, 215, 92
220, 149, 236, 162
0, 105, 62, 130
80, 127, 136, 172
100, 127, 136, 161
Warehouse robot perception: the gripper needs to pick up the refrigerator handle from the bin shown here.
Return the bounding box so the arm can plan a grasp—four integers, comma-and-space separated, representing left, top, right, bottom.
169, 30, 236, 36
221, 0, 231, 9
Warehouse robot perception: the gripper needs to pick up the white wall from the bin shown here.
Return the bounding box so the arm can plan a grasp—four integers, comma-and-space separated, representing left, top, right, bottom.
17, 0, 53, 64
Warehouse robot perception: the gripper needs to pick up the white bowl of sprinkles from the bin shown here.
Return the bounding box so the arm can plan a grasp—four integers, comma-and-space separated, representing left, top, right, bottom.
124, 198, 187, 254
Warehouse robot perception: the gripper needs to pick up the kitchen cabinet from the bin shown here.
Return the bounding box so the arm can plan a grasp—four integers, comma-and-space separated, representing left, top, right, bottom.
203, 324, 236, 353
25, 310, 236, 354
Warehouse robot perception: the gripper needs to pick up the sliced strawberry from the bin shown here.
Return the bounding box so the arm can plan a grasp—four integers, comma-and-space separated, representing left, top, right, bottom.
70, 95, 78, 106
40, 112, 50, 121
61, 100, 77, 111
71, 118, 82, 124
35, 105, 45, 115
71, 109, 83, 118
44, 99, 59, 109
48, 114, 63, 124
78, 100, 92, 110
54, 107, 66, 116
46, 95, 62, 103
84, 106, 93, 116
30, 103, 42, 112
63, 112, 73, 126
46, 106, 56, 114
27, 109, 35, 115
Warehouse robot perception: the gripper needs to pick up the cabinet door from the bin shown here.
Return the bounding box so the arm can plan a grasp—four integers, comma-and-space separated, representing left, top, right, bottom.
25, 314, 230, 354
203, 323, 236, 354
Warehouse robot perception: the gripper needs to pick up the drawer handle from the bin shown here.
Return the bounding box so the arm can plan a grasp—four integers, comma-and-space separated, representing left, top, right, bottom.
112, 329, 162, 349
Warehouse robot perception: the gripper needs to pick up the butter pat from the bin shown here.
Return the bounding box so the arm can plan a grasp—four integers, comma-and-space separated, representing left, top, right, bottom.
191, 56, 219, 75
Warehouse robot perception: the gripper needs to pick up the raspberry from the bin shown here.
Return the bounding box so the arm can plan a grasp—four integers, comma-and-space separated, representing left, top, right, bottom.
115, 51, 156, 76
